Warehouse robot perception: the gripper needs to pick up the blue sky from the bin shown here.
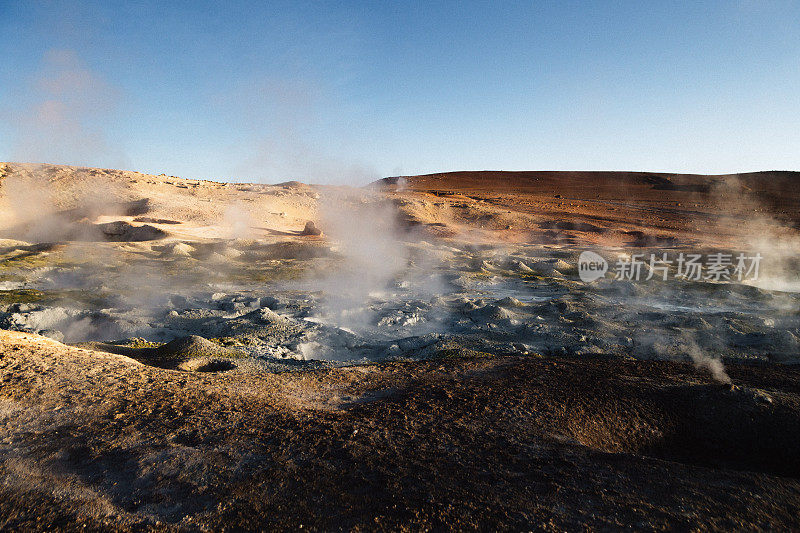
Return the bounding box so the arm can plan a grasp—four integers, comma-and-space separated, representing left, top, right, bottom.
1, 1, 799, 183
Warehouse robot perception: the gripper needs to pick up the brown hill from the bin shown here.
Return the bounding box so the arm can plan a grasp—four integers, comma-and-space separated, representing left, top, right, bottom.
377, 170, 800, 247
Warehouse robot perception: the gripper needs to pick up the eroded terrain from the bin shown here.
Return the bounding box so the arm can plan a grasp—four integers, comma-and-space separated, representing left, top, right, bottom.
1, 163, 800, 530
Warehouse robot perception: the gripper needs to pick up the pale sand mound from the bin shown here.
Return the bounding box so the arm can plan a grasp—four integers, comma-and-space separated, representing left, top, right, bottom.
76, 335, 240, 371
152, 335, 235, 358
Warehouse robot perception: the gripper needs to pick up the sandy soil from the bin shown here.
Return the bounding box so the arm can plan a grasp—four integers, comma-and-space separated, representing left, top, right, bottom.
2, 329, 799, 531
378, 170, 800, 248
0, 162, 321, 243
4, 163, 798, 248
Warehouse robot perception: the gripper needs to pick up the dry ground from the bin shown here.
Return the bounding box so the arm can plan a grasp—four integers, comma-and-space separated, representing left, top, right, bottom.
3, 163, 799, 249
1, 330, 800, 531
379, 170, 800, 248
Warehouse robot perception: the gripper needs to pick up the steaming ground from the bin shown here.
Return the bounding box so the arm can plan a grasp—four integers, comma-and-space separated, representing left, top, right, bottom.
1, 240, 798, 373
1, 163, 800, 529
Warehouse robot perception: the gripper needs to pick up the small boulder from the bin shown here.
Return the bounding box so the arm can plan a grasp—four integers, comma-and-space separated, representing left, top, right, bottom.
97, 221, 166, 242
300, 221, 322, 236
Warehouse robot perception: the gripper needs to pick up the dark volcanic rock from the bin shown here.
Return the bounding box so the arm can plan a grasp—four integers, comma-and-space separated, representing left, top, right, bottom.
300, 220, 322, 236
97, 221, 167, 241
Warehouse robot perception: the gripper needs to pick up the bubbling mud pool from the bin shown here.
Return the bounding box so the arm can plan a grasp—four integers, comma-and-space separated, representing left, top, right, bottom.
1, 240, 799, 373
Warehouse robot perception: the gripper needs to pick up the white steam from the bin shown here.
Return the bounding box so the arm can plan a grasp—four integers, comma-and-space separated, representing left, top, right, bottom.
712, 174, 800, 293
315, 188, 407, 331
681, 338, 731, 384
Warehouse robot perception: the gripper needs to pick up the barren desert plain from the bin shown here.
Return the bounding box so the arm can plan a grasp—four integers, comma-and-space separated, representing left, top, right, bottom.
1, 162, 800, 530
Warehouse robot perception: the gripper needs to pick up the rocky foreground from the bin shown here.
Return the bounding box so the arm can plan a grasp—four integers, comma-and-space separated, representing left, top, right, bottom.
1, 330, 799, 531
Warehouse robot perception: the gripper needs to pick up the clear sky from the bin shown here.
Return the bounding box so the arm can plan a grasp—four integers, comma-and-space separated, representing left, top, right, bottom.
1, 1, 799, 183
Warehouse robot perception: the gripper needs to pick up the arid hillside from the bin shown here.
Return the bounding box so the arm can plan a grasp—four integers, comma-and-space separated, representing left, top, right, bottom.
377, 170, 800, 247
0, 162, 322, 243
3, 163, 798, 249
